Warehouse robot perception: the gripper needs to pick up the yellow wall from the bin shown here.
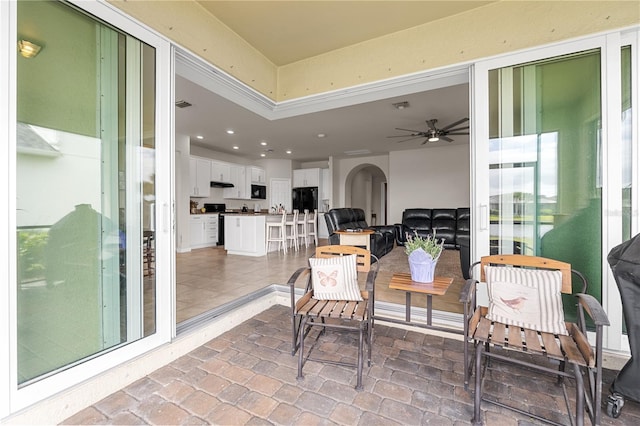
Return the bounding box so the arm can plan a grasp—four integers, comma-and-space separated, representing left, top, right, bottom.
107, 0, 278, 98
108, 0, 640, 102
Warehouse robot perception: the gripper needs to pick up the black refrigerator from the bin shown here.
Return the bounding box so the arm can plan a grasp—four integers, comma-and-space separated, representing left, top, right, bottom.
292, 187, 318, 212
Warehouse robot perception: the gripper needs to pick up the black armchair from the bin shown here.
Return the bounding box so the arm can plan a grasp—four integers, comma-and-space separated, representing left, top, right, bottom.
324, 208, 395, 259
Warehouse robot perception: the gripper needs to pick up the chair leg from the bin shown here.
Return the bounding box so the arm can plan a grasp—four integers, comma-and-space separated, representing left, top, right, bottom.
297, 317, 307, 381
574, 363, 585, 426
356, 323, 364, 391
291, 314, 301, 355
471, 342, 483, 425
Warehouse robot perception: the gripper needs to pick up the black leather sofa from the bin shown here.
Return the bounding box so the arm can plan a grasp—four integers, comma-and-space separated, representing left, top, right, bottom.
395, 208, 470, 249
324, 208, 396, 259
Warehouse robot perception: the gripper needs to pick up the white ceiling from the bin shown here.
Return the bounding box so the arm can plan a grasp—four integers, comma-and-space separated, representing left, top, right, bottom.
176, 2, 479, 162
176, 76, 469, 162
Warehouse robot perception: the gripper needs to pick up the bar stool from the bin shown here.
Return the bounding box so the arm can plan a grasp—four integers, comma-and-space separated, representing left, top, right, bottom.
297, 209, 309, 248
266, 210, 287, 253
285, 210, 299, 251
307, 209, 318, 246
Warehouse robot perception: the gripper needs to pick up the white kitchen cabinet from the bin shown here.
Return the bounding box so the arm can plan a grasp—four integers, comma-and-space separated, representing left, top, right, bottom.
250, 166, 266, 183
321, 168, 330, 201
190, 216, 205, 247
224, 215, 266, 256
292, 168, 320, 188
223, 164, 251, 199
189, 157, 211, 197
317, 213, 329, 239
190, 214, 218, 249
204, 215, 218, 246
211, 161, 231, 183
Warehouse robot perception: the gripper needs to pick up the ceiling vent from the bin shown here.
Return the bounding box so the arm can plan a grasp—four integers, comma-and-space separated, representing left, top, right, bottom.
344, 149, 371, 156
392, 101, 410, 110
175, 100, 192, 108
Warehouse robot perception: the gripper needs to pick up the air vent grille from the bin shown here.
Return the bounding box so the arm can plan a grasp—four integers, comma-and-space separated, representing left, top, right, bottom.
175, 100, 192, 108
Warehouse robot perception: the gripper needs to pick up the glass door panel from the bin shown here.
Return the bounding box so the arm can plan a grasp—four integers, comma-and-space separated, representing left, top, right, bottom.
16, 0, 156, 384
487, 50, 602, 321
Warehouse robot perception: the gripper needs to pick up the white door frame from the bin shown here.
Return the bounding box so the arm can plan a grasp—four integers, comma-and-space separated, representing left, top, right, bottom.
472, 30, 639, 352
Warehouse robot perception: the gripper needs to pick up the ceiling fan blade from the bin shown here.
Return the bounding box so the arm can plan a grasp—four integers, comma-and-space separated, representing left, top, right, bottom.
440, 117, 469, 131
445, 132, 469, 136
425, 120, 438, 131
394, 127, 425, 133
441, 136, 454, 142
444, 126, 469, 133
420, 138, 431, 145
396, 135, 425, 143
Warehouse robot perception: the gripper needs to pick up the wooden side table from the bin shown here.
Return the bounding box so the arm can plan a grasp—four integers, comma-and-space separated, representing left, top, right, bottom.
388, 272, 454, 326
334, 229, 374, 251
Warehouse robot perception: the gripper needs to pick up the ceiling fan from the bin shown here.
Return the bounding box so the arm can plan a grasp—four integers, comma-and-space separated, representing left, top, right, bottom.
387, 117, 469, 144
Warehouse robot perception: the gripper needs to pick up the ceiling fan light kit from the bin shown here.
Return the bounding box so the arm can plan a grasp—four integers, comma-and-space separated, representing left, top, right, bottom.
387, 117, 469, 145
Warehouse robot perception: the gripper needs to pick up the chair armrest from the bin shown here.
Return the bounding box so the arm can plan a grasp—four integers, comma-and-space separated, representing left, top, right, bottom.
288, 267, 311, 288
459, 278, 477, 304
365, 254, 380, 292
576, 293, 610, 326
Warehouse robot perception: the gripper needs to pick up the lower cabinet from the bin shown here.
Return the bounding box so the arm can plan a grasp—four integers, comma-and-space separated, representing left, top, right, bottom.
190, 215, 218, 249
317, 213, 329, 239
224, 215, 266, 256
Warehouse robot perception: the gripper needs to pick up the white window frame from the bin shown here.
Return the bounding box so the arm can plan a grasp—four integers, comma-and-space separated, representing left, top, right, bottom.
472, 28, 640, 352
1, 0, 174, 416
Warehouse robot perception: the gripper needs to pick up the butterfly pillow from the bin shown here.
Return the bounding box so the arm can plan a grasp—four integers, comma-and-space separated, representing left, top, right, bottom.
309, 254, 363, 301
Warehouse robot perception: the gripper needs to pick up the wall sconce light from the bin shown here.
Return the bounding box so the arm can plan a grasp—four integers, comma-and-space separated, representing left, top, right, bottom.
18, 40, 42, 58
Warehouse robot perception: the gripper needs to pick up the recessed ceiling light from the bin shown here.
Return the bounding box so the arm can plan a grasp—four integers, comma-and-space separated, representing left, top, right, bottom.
260, 141, 267, 146
286, 150, 292, 154
226, 129, 235, 135
317, 133, 326, 138
233, 146, 239, 150
196, 135, 204, 140
260, 153, 266, 157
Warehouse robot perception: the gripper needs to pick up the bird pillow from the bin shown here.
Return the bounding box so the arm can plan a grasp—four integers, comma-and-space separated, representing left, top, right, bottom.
485, 266, 568, 336
309, 254, 362, 301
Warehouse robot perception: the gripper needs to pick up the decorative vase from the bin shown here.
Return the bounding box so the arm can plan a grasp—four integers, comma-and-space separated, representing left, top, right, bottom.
408, 248, 440, 283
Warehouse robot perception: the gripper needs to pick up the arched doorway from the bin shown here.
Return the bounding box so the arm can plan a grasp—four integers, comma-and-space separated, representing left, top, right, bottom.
345, 164, 387, 225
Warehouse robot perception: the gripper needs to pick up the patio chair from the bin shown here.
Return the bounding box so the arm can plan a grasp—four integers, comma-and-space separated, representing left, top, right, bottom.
288, 245, 379, 390
460, 254, 609, 425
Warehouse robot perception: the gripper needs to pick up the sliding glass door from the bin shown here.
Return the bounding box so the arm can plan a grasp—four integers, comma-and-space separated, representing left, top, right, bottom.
473, 32, 638, 350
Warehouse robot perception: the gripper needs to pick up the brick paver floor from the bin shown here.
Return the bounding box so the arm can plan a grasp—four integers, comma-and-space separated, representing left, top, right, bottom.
63, 305, 640, 425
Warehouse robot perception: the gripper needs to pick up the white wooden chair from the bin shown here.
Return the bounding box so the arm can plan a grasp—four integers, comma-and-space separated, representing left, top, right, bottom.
265, 210, 287, 253
307, 209, 318, 246
285, 210, 299, 251
297, 209, 309, 248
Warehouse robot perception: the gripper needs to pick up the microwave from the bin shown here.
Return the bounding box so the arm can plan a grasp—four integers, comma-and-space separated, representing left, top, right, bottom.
251, 184, 266, 199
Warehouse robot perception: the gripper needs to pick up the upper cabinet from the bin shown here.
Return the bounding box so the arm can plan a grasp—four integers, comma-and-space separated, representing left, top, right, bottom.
293, 168, 320, 188
211, 161, 231, 183
190, 157, 211, 197
250, 166, 266, 184
223, 164, 250, 199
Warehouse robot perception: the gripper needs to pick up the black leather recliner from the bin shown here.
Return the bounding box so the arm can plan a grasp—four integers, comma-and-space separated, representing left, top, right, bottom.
324, 208, 395, 259
395, 207, 471, 249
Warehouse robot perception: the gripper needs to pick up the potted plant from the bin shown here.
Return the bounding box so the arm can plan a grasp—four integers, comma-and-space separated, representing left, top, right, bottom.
404, 232, 445, 283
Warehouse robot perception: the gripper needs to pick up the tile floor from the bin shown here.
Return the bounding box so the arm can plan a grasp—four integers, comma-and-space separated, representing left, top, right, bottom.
63, 304, 640, 425
176, 242, 323, 324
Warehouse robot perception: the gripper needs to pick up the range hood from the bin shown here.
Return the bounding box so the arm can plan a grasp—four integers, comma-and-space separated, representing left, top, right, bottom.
210, 181, 234, 188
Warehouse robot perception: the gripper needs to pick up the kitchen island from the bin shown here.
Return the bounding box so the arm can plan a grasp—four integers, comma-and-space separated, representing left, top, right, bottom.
224, 212, 294, 256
